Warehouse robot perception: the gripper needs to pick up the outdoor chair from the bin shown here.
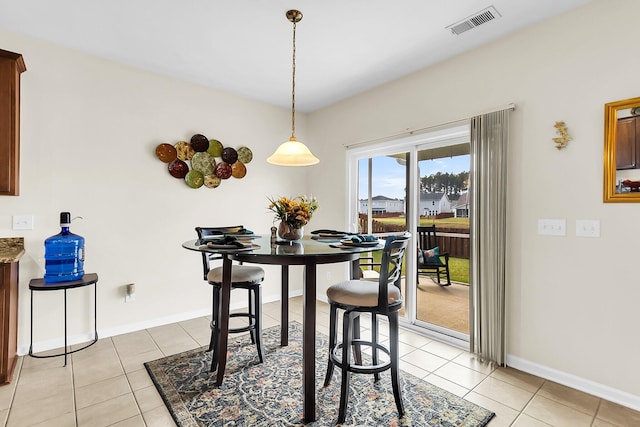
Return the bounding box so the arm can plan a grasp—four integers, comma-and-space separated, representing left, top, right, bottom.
417, 225, 452, 286
195, 226, 265, 372
323, 233, 410, 424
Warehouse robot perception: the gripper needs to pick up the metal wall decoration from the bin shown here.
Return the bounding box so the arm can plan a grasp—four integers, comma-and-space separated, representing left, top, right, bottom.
552, 121, 572, 150
155, 134, 253, 189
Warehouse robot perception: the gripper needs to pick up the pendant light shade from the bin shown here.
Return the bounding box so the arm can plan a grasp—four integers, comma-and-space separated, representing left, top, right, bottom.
267, 10, 319, 166
267, 136, 319, 166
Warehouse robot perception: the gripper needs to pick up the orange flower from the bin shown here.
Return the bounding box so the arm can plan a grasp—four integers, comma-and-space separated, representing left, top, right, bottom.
267, 195, 318, 228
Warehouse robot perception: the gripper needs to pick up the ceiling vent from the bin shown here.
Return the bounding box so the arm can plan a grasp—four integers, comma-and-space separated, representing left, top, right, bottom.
446, 6, 501, 35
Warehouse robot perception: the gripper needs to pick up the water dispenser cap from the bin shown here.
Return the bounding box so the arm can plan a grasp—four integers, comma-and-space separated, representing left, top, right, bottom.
60, 212, 71, 226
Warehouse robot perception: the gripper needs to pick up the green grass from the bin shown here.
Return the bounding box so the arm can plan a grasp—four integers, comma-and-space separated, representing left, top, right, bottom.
361, 254, 469, 284
447, 257, 469, 284
373, 216, 470, 229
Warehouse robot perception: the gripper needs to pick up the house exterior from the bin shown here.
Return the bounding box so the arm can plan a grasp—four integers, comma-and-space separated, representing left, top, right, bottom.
359, 195, 404, 215
418, 192, 451, 216
451, 192, 469, 218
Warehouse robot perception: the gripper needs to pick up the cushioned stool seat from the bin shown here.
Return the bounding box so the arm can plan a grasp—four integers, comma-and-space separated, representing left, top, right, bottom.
207, 265, 264, 284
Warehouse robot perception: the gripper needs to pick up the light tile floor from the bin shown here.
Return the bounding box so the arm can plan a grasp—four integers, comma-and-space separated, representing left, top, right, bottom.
0, 297, 638, 426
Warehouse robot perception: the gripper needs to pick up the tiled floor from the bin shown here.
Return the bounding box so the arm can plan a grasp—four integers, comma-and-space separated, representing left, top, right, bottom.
0, 297, 638, 426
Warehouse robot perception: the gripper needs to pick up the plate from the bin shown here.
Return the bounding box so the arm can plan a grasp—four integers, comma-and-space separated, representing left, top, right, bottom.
221, 147, 238, 164
168, 159, 189, 178
215, 162, 232, 179
340, 239, 380, 247
319, 232, 347, 238
204, 174, 221, 188
155, 143, 177, 163
175, 141, 195, 161
202, 243, 260, 251
191, 152, 216, 175
190, 134, 209, 152
231, 161, 247, 178
237, 147, 253, 163
208, 139, 223, 157
185, 170, 204, 188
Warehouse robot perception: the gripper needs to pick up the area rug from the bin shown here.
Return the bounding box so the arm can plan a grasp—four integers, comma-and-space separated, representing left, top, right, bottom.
144, 322, 494, 426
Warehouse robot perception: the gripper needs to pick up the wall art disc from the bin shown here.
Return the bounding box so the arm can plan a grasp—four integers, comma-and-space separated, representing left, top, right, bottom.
190, 134, 209, 152
221, 147, 238, 164
185, 170, 204, 188
168, 159, 189, 178
215, 162, 232, 179
175, 141, 195, 161
237, 146, 253, 163
191, 152, 216, 175
204, 174, 221, 188
208, 139, 223, 157
155, 143, 177, 163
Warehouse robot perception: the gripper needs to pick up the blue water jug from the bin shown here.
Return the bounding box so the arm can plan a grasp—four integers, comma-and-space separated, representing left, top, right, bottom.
44, 212, 85, 283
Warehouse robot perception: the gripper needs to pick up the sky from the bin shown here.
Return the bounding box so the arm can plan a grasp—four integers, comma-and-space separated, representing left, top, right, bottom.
358, 154, 470, 199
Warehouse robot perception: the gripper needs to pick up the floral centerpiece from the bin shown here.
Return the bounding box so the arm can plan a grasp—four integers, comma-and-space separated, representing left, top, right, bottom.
268, 195, 318, 240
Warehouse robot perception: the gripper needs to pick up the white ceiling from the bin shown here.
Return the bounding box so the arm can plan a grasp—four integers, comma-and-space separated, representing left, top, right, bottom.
0, 0, 592, 112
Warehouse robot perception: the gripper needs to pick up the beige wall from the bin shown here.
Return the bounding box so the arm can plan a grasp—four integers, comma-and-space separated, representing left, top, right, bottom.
0, 29, 312, 352
1, 0, 638, 412
307, 0, 640, 410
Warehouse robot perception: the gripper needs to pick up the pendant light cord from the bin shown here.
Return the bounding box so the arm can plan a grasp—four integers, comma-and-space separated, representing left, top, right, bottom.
291, 19, 297, 139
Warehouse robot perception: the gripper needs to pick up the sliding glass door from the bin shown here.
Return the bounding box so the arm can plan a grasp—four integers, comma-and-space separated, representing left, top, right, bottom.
415, 144, 470, 340
346, 123, 470, 342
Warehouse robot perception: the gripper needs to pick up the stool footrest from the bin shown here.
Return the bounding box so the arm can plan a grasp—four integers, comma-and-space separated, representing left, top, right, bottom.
329, 340, 392, 375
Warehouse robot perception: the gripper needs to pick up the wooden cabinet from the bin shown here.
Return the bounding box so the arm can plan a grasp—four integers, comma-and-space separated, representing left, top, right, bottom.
616, 116, 640, 170
0, 262, 18, 384
0, 49, 26, 196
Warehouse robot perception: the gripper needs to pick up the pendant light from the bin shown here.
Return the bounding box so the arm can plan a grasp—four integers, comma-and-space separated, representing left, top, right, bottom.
267, 10, 320, 166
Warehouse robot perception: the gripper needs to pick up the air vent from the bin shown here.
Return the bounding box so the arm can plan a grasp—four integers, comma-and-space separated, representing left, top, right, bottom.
446, 6, 501, 35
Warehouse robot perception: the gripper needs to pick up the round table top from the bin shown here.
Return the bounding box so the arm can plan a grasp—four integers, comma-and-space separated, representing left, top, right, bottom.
182, 235, 383, 265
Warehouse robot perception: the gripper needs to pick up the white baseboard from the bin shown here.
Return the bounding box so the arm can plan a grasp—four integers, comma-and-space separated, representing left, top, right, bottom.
507, 354, 640, 412
19, 289, 303, 357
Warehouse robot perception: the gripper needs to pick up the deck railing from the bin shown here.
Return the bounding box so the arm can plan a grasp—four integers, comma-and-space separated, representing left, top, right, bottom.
359, 215, 470, 259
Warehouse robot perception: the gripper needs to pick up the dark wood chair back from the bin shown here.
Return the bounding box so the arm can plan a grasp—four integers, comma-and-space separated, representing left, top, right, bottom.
195, 226, 244, 280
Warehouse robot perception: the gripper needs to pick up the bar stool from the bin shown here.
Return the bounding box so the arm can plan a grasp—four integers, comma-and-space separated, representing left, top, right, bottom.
323, 233, 410, 424
195, 226, 265, 372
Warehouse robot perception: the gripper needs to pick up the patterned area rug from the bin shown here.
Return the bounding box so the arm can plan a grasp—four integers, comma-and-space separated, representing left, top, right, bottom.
145, 322, 494, 426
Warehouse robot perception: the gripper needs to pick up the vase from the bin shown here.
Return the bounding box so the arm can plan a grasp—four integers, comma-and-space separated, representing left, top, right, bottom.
277, 222, 304, 241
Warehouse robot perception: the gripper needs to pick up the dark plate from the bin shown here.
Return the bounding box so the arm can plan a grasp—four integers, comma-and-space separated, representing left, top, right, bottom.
340, 239, 380, 247
221, 147, 238, 164
215, 162, 232, 179
190, 134, 209, 152
168, 159, 189, 178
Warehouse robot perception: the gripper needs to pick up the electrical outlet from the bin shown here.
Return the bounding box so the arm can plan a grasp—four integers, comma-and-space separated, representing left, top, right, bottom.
537, 219, 566, 236
576, 219, 600, 237
12, 215, 34, 230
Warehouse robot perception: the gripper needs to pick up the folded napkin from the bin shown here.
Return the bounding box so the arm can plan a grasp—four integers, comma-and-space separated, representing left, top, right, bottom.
349, 234, 378, 243
204, 236, 246, 248
227, 228, 253, 235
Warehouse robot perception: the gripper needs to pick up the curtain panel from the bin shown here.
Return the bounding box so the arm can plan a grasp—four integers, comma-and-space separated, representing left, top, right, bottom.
469, 108, 511, 365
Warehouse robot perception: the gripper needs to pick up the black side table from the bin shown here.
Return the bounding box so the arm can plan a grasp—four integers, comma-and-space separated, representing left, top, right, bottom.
29, 273, 98, 366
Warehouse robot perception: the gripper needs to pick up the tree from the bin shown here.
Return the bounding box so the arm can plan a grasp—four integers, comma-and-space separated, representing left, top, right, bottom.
420, 171, 469, 195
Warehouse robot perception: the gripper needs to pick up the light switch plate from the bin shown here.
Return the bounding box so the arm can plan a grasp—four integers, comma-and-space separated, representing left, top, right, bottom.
537, 218, 566, 236
12, 215, 34, 230
576, 219, 600, 237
